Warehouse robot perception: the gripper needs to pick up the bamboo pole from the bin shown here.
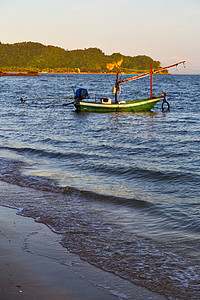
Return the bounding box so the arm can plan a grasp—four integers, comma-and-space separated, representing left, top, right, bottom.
118, 61, 185, 84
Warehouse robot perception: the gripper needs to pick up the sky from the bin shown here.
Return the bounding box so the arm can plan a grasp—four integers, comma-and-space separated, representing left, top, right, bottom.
1, 0, 200, 74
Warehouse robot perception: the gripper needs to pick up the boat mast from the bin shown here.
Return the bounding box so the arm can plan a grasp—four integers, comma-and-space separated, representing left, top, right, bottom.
150, 64, 153, 99
115, 65, 120, 103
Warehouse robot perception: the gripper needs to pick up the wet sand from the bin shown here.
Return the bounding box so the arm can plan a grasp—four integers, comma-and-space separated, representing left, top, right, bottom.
0, 205, 165, 299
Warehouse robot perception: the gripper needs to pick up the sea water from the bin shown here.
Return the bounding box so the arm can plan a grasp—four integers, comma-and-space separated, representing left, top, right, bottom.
0, 73, 199, 299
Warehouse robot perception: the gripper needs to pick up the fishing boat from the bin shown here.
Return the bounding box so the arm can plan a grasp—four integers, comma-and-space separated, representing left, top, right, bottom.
74, 96, 164, 113
74, 60, 185, 113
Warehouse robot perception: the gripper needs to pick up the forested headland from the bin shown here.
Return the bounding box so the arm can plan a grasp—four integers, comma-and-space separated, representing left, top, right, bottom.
0, 41, 168, 74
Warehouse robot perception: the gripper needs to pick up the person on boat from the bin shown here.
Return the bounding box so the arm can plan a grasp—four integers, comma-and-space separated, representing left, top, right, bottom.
74, 88, 90, 103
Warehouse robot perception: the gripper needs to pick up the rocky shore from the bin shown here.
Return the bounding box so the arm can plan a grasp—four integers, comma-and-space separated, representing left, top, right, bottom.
0, 71, 39, 77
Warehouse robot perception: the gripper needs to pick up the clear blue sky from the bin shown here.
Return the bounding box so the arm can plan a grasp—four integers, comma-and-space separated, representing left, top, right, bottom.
1, 0, 199, 73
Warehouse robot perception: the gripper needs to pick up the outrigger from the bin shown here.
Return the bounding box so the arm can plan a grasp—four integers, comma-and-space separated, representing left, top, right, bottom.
74, 60, 185, 113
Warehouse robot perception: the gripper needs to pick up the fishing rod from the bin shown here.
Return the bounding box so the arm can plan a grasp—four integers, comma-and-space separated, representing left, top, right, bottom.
20, 96, 74, 103
40, 101, 75, 108
20, 86, 103, 104
20, 95, 101, 103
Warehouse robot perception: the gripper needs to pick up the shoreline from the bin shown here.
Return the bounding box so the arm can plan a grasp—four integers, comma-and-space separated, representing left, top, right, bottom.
1, 71, 198, 76
0, 69, 173, 76
0, 204, 166, 299
0, 71, 172, 76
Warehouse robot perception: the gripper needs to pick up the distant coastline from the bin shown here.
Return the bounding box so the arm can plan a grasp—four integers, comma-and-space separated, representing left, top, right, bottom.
0, 41, 169, 75
0, 71, 171, 77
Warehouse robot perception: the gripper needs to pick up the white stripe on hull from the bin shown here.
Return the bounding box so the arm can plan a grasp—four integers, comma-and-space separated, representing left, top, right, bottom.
79, 98, 162, 108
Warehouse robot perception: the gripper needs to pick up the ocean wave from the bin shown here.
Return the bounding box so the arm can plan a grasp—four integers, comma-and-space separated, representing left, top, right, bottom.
1, 155, 200, 236
1, 146, 199, 186
0, 156, 152, 208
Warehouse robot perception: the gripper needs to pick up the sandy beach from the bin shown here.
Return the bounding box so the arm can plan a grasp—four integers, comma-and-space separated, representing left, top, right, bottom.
0, 204, 166, 300
0, 205, 115, 300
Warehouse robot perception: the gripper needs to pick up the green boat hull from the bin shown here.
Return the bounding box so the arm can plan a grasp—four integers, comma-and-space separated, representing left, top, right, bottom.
74, 97, 162, 113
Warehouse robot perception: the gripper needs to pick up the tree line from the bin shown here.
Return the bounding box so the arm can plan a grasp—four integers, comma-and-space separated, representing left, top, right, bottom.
0, 41, 167, 74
